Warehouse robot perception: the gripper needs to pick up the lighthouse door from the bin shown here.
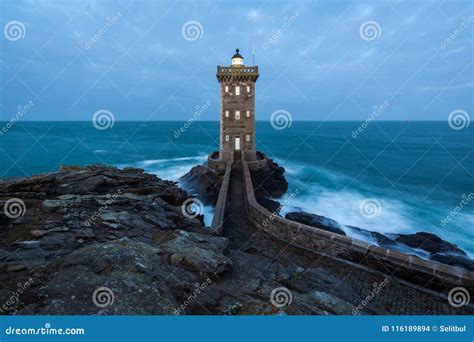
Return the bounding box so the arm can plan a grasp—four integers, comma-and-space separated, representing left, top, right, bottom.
234, 137, 241, 161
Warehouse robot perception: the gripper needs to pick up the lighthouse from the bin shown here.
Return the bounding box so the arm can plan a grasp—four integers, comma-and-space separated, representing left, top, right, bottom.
208, 49, 266, 171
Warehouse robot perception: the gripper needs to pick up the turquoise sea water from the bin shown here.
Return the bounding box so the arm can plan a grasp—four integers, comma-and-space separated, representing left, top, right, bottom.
0, 121, 472, 255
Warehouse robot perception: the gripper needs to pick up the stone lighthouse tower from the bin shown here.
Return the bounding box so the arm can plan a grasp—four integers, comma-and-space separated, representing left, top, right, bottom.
216, 49, 259, 164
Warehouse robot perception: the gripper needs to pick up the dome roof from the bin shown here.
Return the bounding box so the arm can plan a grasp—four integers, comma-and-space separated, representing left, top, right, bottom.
231, 48, 244, 60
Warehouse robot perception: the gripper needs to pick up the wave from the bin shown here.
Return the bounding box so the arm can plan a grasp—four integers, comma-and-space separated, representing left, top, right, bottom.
278, 159, 474, 256
137, 154, 207, 168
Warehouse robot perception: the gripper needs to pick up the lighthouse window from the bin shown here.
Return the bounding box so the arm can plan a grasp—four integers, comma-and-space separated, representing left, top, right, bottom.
247, 86, 250, 93
235, 86, 240, 95
225, 135, 229, 142
225, 86, 229, 92
246, 134, 250, 142
225, 110, 229, 117
235, 111, 240, 120
246, 110, 250, 117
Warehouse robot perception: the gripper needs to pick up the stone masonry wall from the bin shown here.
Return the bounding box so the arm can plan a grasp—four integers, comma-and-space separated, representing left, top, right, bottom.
241, 161, 474, 288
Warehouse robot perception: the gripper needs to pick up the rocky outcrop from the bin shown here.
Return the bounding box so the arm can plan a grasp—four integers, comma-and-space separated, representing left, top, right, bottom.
285, 210, 473, 271
250, 159, 288, 198
285, 212, 346, 236
179, 165, 223, 204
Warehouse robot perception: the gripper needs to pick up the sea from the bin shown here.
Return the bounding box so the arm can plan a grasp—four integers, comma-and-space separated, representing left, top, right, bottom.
0, 121, 472, 256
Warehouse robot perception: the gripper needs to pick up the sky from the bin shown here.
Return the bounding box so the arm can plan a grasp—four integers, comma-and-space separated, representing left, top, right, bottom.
0, 0, 472, 121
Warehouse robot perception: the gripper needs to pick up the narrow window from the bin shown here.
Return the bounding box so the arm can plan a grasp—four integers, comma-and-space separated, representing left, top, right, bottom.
225, 135, 229, 142
246, 134, 250, 142
235, 86, 240, 95
225, 110, 229, 117
246, 110, 250, 117
235, 111, 240, 120
247, 86, 250, 93
225, 86, 229, 92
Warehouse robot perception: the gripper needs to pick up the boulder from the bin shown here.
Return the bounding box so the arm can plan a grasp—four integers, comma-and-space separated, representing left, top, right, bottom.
285, 212, 346, 236
250, 159, 288, 198
179, 165, 222, 204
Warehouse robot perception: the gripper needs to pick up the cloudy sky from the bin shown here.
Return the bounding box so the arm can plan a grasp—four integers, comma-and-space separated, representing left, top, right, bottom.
0, 0, 472, 121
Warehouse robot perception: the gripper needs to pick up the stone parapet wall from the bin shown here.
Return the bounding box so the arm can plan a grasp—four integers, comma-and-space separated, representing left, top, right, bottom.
210, 162, 232, 233
241, 161, 474, 287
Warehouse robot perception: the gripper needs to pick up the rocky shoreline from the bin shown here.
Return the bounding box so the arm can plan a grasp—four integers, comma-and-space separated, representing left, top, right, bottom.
0, 162, 472, 315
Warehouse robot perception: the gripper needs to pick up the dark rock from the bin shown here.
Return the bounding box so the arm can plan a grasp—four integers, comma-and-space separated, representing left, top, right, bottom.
256, 197, 281, 213
285, 212, 346, 236
395, 232, 467, 256
430, 253, 474, 271
250, 159, 288, 198
179, 165, 222, 204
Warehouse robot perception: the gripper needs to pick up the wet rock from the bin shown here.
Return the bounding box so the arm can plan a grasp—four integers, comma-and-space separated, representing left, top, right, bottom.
251, 159, 288, 198
285, 212, 346, 236
179, 165, 223, 204
395, 232, 467, 256
256, 197, 281, 213
161, 230, 232, 276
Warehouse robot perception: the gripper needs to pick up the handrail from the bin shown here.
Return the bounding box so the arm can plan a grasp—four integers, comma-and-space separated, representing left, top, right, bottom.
210, 161, 232, 233
241, 161, 473, 285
